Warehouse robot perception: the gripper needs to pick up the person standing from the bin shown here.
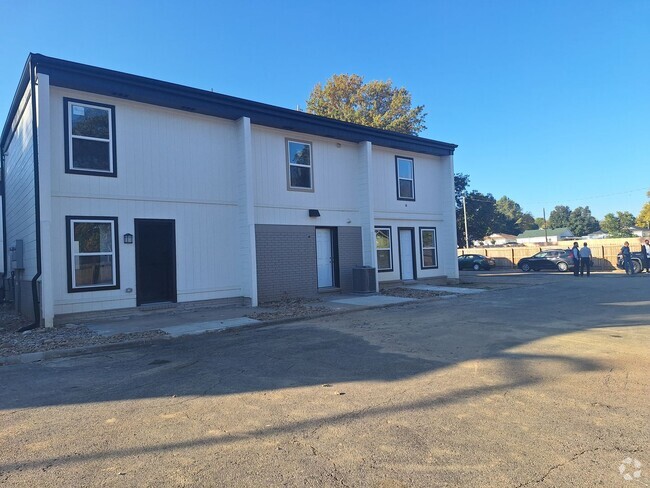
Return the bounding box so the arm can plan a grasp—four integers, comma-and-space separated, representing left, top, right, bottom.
621, 241, 635, 276
642, 239, 650, 273
571, 241, 580, 276
579, 242, 592, 276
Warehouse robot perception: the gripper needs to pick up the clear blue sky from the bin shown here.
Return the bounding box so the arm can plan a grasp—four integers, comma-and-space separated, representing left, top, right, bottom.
1, 0, 648, 220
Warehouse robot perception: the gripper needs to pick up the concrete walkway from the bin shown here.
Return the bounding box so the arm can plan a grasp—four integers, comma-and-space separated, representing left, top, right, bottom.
82, 284, 485, 339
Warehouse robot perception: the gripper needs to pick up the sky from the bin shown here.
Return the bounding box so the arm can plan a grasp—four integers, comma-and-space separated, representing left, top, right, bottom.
1, 0, 648, 221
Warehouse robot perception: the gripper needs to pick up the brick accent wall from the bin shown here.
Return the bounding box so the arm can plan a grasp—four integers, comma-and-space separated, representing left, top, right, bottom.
255, 224, 364, 302
255, 225, 318, 303
337, 226, 363, 292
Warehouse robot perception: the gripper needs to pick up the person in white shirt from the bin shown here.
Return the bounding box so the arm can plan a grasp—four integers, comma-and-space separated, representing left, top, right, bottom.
642, 239, 650, 273
579, 242, 592, 276
571, 242, 580, 276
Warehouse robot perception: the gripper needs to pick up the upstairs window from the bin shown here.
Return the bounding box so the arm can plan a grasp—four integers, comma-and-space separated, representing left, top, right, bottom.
375, 227, 393, 272
66, 217, 120, 292
396, 156, 415, 200
64, 98, 117, 177
419, 227, 438, 269
286, 139, 313, 191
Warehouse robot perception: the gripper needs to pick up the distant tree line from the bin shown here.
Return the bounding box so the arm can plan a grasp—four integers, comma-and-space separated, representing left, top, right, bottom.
454, 174, 537, 245
455, 177, 649, 245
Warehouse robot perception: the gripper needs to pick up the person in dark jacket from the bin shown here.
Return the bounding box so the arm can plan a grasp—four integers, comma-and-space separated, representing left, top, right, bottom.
621, 241, 635, 275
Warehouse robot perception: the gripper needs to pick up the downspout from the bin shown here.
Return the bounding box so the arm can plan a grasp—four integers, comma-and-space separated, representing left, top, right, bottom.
18, 58, 42, 332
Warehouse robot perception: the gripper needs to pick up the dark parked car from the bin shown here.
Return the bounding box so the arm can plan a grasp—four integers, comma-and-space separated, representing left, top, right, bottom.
517, 249, 575, 272
458, 254, 495, 271
616, 250, 644, 274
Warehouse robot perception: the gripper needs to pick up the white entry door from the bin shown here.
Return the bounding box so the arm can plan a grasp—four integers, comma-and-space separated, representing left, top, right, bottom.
399, 229, 415, 280
316, 228, 334, 288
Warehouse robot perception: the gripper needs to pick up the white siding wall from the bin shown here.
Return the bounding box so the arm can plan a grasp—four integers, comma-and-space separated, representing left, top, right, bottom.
33, 85, 458, 314
48, 88, 244, 315
251, 126, 361, 227
4, 87, 37, 278
372, 147, 450, 281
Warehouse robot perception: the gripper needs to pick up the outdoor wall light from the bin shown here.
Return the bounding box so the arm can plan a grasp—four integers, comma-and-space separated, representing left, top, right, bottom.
309, 209, 321, 217
123, 233, 134, 244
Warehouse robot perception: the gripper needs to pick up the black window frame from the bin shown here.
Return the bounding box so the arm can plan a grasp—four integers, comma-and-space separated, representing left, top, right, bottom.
286, 138, 314, 192
395, 156, 415, 201
64, 97, 117, 177
375, 226, 394, 272
66, 216, 120, 293
419, 227, 438, 269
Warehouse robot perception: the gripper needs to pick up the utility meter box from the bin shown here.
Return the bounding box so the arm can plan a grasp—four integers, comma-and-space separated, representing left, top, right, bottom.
11, 239, 24, 270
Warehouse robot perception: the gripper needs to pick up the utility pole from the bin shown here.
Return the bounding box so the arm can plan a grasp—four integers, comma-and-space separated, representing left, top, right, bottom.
463, 195, 469, 248
543, 208, 548, 243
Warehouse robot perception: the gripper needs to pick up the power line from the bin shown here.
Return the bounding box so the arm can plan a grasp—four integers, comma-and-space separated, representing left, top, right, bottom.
461, 187, 648, 206
526, 187, 648, 206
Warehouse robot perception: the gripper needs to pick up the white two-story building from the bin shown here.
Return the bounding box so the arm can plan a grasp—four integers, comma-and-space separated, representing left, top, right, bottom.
1, 54, 459, 327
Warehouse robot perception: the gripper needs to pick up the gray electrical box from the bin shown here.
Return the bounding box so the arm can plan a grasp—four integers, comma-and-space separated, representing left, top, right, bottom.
11, 239, 24, 270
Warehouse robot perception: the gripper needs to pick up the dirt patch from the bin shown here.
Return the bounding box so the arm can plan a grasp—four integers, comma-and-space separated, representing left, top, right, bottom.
248, 297, 333, 322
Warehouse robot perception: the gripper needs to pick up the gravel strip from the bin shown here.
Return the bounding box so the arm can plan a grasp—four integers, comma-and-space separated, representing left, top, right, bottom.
380, 287, 449, 299
0, 303, 167, 357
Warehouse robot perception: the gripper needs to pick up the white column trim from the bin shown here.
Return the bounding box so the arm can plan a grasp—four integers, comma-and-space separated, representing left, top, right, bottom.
443, 155, 460, 280
36, 73, 54, 327
237, 117, 258, 306
358, 141, 378, 291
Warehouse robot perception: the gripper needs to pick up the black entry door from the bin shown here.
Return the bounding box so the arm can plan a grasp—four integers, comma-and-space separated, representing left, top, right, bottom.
135, 219, 177, 305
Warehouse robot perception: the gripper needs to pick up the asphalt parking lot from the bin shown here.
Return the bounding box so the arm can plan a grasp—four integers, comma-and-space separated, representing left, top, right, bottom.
1, 270, 648, 487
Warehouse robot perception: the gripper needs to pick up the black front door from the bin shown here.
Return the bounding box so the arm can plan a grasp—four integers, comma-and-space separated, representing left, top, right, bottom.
135, 219, 177, 305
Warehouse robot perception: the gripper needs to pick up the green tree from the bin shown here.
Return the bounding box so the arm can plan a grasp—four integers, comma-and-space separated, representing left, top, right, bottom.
517, 212, 538, 231
457, 191, 498, 246
547, 205, 571, 229
534, 217, 547, 229
636, 202, 650, 229
635, 191, 650, 228
600, 211, 636, 237
492, 196, 537, 234
494, 196, 522, 234
454, 173, 470, 209
306, 74, 427, 135
568, 206, 600, 237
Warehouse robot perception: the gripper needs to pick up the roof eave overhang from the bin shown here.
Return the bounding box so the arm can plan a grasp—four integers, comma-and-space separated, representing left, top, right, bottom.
3, 54, 458, 157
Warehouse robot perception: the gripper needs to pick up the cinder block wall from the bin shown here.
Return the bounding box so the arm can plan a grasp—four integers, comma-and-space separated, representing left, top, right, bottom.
337, 227, 363, 292
255, 225, 318, 303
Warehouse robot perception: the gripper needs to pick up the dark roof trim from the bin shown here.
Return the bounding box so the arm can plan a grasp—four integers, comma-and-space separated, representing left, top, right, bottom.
3, 54, 457, 157
1, 57, 32, 152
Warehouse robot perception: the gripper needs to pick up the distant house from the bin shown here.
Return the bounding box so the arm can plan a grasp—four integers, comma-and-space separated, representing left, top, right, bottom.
516, 228, 574, 244
630, 227, 650, 238
1, 54, 459, 326
474, 233, 517, 247
586, 230, 608, 239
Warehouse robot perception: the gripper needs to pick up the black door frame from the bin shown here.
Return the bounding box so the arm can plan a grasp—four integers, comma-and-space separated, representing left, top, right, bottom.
397, 227, 417, 281
135, 218, 177, 306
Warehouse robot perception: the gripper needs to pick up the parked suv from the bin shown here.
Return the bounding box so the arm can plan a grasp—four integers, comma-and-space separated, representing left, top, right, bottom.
616, 250, 644, 274
458, 254, 496, 271
517, 249, 574, 272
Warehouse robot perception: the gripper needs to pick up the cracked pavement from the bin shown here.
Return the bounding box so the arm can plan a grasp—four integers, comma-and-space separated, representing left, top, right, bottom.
1, 271, 648, 487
